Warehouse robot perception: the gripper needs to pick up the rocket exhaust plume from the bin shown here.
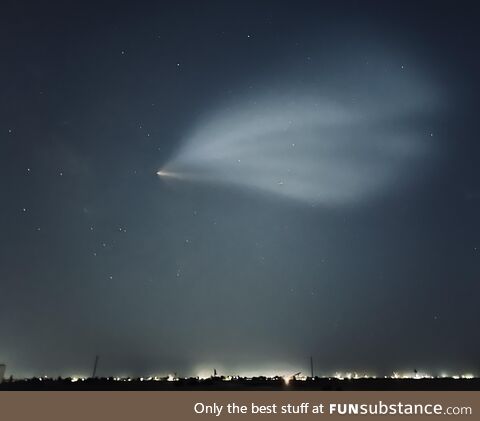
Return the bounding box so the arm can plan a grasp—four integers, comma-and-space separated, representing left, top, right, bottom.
156, 170, 183, 179
157, 50, 440, 205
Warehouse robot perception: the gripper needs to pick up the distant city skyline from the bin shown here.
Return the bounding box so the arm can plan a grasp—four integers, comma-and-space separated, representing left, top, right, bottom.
1, 0, 479, 378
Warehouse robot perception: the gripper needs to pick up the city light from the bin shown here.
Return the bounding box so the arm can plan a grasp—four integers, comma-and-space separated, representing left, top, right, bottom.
14, 370, 478, 386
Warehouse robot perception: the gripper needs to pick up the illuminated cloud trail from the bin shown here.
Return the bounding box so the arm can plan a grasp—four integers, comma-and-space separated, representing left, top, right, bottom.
160, 61, 438, 206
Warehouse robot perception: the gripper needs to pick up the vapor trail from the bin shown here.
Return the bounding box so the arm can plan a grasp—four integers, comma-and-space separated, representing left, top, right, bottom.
160, 66, 437, 205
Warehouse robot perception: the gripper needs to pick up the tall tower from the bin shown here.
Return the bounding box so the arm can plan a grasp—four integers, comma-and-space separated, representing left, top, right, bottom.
0, 364, 6, 383
92, 356, 99, 378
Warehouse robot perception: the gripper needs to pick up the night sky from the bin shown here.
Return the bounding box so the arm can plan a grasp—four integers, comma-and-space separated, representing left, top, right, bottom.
1, 0, 479, 379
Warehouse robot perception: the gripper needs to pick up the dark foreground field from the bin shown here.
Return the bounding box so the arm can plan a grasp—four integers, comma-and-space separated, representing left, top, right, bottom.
1, 377, 479, 391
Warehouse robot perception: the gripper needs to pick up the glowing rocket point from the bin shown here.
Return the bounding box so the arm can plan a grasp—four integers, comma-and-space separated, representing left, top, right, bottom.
156, 169, 183, 179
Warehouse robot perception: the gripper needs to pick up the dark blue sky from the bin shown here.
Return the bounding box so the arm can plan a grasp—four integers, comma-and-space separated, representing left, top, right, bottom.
1, 0, 479, 378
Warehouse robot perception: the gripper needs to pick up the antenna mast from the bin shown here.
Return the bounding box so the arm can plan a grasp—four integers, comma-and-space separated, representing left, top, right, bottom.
92, 355, 99, 378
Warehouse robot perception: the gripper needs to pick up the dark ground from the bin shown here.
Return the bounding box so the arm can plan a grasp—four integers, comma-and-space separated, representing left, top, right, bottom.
1, 377, 479, 391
